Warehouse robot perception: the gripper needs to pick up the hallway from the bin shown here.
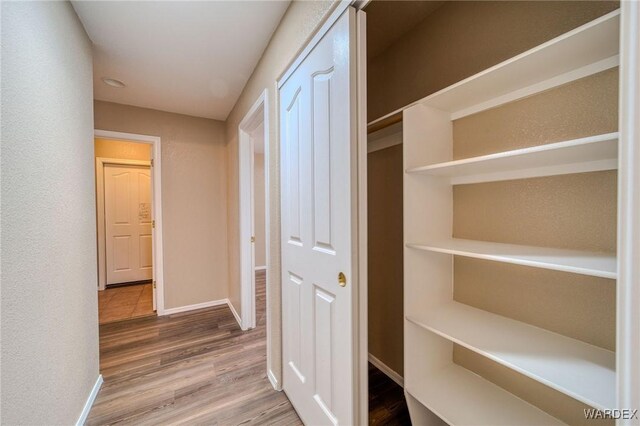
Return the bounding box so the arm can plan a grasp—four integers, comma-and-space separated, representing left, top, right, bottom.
88, 269, 410, 425
88, 271, 302, 425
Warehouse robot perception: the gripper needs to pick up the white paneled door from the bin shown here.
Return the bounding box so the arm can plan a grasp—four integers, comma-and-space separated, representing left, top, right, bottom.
279, 8, 361, 425
104, 164, 153, 285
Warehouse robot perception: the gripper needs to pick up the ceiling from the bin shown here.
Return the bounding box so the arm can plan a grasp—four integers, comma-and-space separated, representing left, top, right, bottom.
72, 1, 290, 120
366, 0, 445, 59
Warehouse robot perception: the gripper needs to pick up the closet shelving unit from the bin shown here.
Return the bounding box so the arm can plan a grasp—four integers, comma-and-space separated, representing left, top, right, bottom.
397, 9, 620, 425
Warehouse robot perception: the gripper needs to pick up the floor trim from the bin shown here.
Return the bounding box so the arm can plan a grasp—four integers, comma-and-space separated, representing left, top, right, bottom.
368, 353, 404, 388
76, 374, 103, 426
267, 368, 281, 391
162, 299, 228, 315
227, 299, 244, 329
105, 279, 153, 289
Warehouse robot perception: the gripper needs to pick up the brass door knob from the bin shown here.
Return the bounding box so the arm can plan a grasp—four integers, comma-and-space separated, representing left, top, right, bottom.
338, 272, 347, 287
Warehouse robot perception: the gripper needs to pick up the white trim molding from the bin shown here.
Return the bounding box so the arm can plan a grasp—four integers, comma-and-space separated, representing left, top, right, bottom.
161, 299, 246, 333
254, 266, 267, 271
75, 374, 103, 426
617, 2, 640, 421
238, 89, 270, 336
368, 353, 403, 388
238, 90, 269, 332
94, 130, 165, 315
267, 369, 281, 391
227, 299, 244, 330
162, 299, 228, 316
357, 9, 369, 424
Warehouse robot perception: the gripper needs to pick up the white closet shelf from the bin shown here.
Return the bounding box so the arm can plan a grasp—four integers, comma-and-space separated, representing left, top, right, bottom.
402, 9, 618, 120
407, 302, 615, 410
405, 363, 565, 426
406, 133, 618, 184
406, 238, 616, 279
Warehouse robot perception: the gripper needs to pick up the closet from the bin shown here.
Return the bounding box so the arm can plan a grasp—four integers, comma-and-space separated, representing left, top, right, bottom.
365, 1, 633, 424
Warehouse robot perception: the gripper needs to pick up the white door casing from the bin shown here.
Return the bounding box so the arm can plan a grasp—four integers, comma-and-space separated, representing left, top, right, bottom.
279, 7, 358, 425
94, 130, 164, 314
104, 164, 153, 284
239, 91, 269, 332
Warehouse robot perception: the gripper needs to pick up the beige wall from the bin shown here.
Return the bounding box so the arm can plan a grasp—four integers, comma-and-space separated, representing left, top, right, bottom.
94, 101, 229, 309
224, 0, 338, 382
95, 137, 151, 161
367, 144, 404, 375
254, 152, 266, 268
1, 2, 100, 424
367, 0, 619, 121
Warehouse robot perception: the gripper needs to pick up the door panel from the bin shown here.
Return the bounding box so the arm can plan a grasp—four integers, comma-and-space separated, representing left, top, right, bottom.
104, 164, 153, 285
280, 8, 358, 425
139, 235, 153, 268
286, 89, 303, 245
312, 69, 335, 253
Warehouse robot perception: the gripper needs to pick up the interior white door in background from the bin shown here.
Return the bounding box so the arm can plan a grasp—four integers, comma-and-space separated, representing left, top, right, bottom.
279, 7, 360, 425
104, 164, 153, 285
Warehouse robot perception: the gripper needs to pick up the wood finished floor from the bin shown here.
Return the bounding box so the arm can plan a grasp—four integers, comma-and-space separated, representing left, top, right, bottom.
89, 270, 409, 425
368, 364, 410, 425
98, 283, 155, 325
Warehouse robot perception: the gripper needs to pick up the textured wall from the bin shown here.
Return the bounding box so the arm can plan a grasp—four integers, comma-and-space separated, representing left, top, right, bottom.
224, 0, 338, 384
94, 101, 229, 309
367, 144, 404, 375
453, 69, 618, 159
1, 2, 100, 423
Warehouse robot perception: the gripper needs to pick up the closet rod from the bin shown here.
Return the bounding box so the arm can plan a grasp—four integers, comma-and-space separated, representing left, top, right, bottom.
367, 111, 402, 134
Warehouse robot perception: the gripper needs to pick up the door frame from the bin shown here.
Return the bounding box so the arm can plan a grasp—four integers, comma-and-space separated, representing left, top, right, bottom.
617, 1, 640, 417
275, 1, 368, 423
94, 130, 165, 315
238, 89, 270, 334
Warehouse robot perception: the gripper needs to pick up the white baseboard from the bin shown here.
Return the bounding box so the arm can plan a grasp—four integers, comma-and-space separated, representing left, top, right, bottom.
254, 266, 267, 271
267, 368, 281, 391
368, 353, 404, 388
226, 299, 244, 330
76, 374, 103, 426
162, 299, 228, 315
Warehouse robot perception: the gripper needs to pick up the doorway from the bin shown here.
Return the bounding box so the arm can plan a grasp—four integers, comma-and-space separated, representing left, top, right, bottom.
238, 90, 269, 332
94, 130, 165, 323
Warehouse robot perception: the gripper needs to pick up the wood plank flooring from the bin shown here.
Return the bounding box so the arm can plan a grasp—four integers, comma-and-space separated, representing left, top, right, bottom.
368, 363, 410, 425
88, 270, 410, 425
89, 271, 300, 425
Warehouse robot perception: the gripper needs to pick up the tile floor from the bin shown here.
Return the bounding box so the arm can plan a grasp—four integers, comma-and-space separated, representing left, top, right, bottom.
98, 283, 155, 324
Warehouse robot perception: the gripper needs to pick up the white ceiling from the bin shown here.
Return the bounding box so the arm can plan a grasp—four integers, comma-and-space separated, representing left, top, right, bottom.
72, 1, 290, 120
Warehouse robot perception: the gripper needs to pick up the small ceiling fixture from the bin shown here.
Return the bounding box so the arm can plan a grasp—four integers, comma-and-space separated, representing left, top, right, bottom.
102, 77, 126, 88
